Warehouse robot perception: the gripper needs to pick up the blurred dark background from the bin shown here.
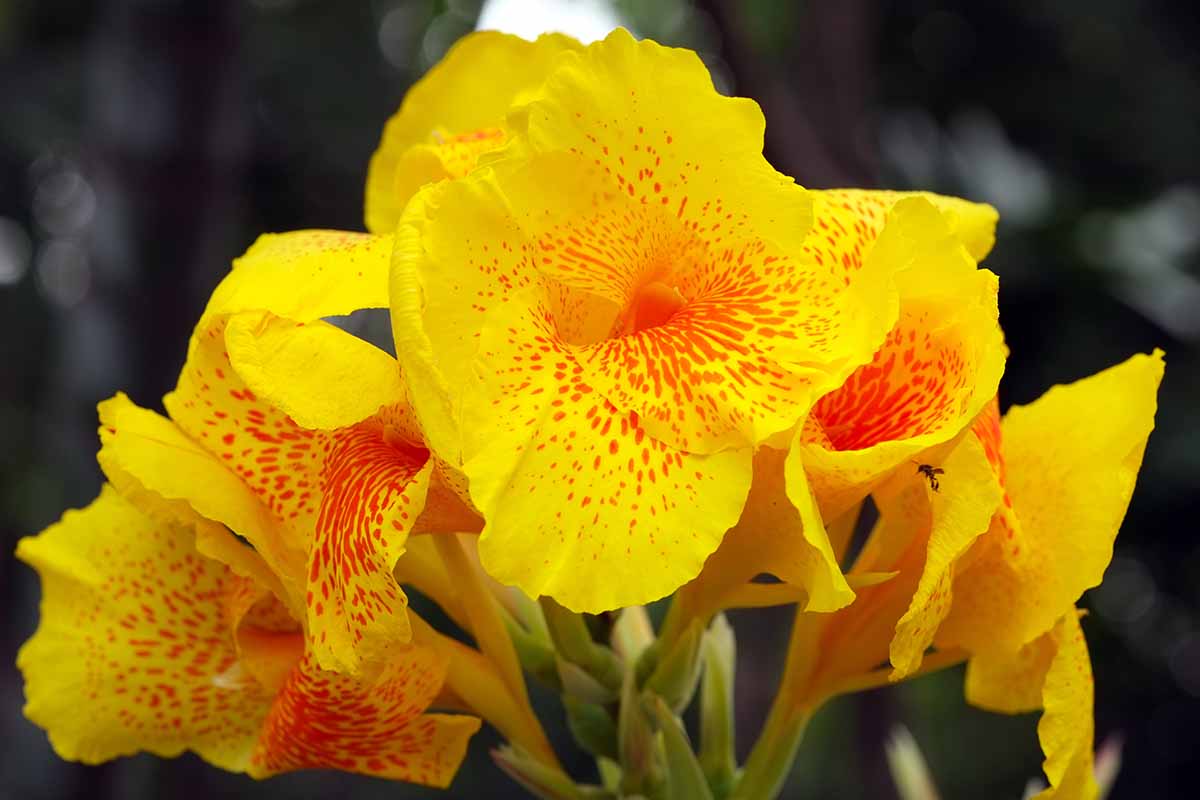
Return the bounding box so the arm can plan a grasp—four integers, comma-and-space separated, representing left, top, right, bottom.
1, 1, 1197, 798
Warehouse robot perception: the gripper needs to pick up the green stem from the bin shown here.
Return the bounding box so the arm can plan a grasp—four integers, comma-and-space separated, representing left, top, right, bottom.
657, 582, 695, 653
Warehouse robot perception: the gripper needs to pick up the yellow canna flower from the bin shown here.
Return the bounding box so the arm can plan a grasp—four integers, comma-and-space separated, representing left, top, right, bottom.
674, 190, 1004, 622
365, 31, 581, 234
746, 350, 1162, 800
796, 191, 1003, 530
16, 486, 479, 786
96, 229, 481, 677
391, 29, 904, 613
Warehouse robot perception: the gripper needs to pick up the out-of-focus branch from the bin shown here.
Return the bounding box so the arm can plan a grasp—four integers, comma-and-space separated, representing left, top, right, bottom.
697, 0, 878, 187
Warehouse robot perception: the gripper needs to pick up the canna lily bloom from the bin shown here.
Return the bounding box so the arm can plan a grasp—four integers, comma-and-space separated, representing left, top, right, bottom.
795, 190, 1003, 537
16, 486, 479, 785
97, 229, 481, 677
391, 29, 905, 613
743, 350, 1163, 800
365, 31, 581, 234
679, 190, 1005, 619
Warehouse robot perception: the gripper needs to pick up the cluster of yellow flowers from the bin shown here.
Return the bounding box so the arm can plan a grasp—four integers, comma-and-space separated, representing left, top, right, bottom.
17, 29, 1162, 800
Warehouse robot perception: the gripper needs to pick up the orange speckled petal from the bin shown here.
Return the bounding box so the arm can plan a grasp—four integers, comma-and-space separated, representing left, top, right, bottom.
410, 461, 485, 536
306, 413, 433, 674
97, 393, 307, 611
249, 648, 479, 787
16, 487, 273, 772
798, 195, 1004, 523
465, 291, 752, 612
165, 324, 325, 538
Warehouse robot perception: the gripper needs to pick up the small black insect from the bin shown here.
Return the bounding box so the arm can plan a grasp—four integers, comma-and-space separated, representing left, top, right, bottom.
915, 463, 945, 492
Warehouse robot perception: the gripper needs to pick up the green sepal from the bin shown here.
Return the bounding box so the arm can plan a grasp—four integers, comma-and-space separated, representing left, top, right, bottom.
542, 596, 624, 693
698, 613, 737, 798
565, 695, 620, 761
618, 670, 662, 796
650, 696, 716, 800
645, 619, 704, 712
493, 745, 612, 800
558, 656, 620, 704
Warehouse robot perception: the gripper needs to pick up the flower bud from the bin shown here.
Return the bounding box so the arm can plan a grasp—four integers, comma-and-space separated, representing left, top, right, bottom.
645, 620, 704, 713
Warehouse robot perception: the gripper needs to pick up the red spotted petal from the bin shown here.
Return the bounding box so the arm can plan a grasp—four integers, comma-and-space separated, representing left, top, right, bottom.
250, 649, 479, 786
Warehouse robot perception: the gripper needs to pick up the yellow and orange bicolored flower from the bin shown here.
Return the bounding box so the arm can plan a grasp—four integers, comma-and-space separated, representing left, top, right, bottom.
680, 189, 1005, 621
16, 486, 478, 785
96, 229, 481, 678
749, 351, 1162, 800
390, 29, 933, 613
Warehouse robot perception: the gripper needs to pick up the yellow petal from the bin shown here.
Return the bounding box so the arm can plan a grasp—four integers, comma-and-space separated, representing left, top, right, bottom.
390, 170, 515, 465
965, 623, 1057, 714
226, 576, 304, 696
967, 612, 1099, 800
224, 313, 403, 430
692, 445, 854, 617
1033, 613, 1100, 800
888, 432, 1002, 679
248, 649, 480, 786
939, 351, 1164, 653
821, 189, 998, 262
465, 290, 753, 612
365, 31, 581, 233
177, 226, 397, 456
203, 230, 392, 327
194, 518, 291, 606
16, 487, 272, 771
96, 392, 292, 612
97, 393, 307, 611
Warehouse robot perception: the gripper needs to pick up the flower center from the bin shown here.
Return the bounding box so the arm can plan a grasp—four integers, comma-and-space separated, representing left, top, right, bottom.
619, 280, 687, 336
